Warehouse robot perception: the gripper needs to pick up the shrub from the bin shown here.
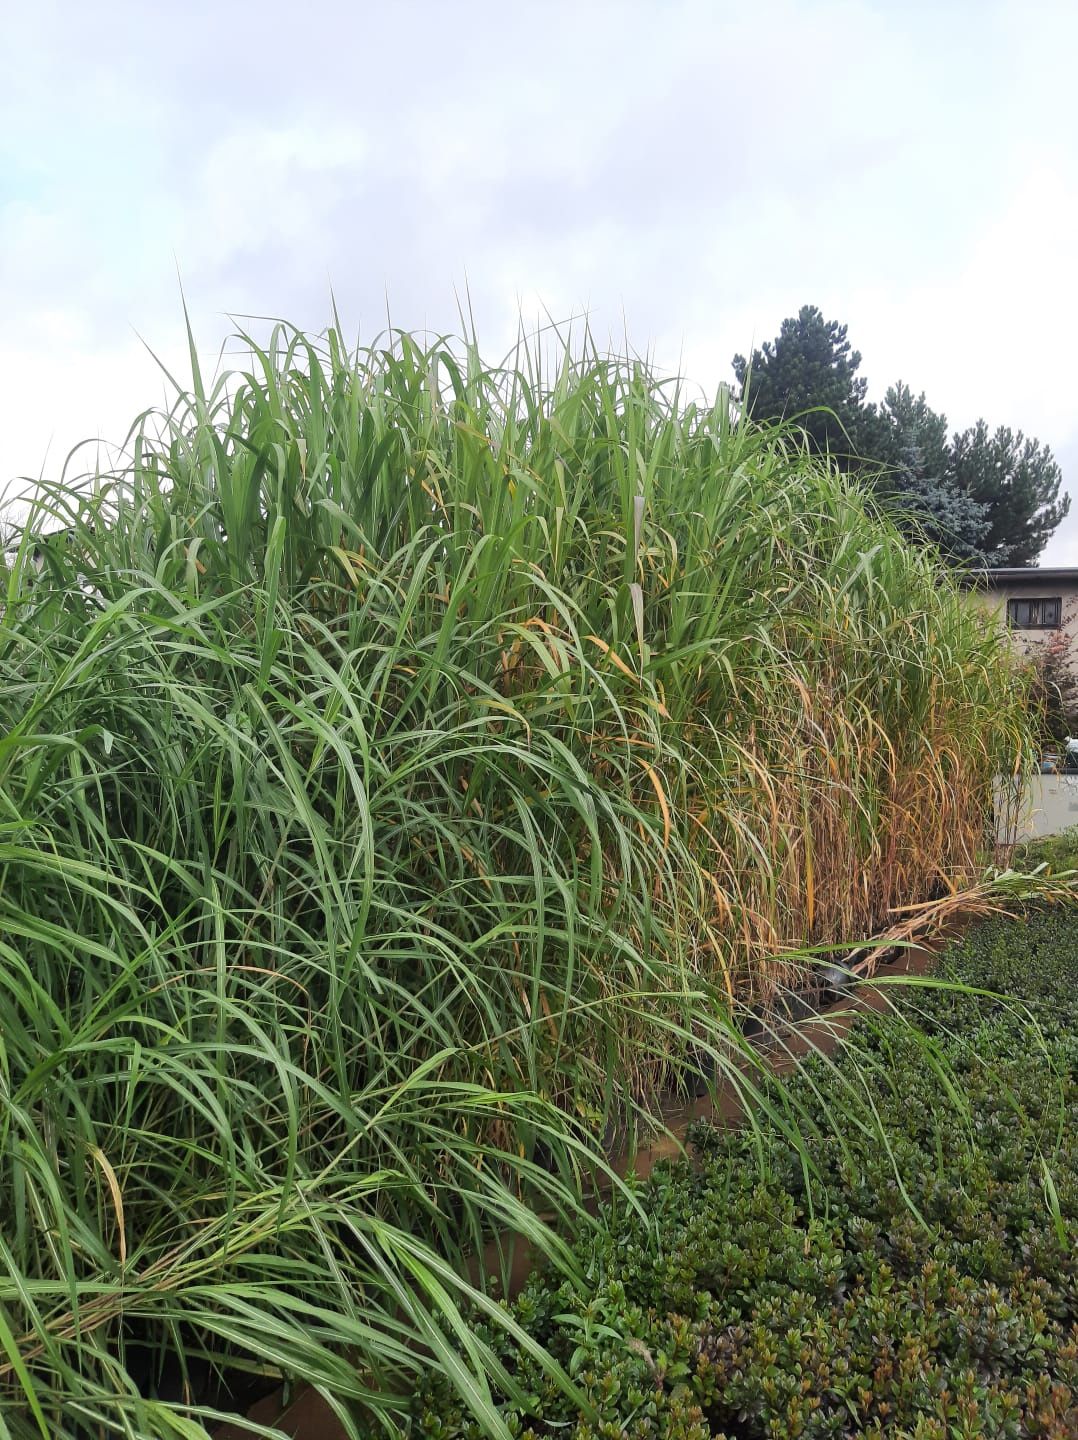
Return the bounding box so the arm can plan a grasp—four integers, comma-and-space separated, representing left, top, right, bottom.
1012, 826, 1078, 878
413, 910, 1078, 1438
1028, 629, 1078, 744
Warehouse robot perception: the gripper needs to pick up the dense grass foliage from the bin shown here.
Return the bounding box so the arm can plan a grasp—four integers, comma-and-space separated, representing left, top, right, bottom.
1014, 825, 1078, 876
0, 323, 1033, 1435
414, 910, 1078, 1438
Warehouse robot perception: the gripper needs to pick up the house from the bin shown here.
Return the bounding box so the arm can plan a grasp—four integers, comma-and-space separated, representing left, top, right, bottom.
971, 567, 1078, 842
968, 566, 1078, 666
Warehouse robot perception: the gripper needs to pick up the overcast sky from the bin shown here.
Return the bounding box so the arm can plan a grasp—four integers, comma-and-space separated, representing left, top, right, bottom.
3, 0, 1077, 558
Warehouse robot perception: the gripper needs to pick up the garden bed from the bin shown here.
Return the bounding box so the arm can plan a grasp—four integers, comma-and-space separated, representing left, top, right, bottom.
411, 908, 1077, 1439
216, 922, 957, 1437
0, 323, 1046, 1436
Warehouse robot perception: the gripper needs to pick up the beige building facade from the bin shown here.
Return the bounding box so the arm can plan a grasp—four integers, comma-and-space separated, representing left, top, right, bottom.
974, 569, 1078, 839
969, 566, 1078, 668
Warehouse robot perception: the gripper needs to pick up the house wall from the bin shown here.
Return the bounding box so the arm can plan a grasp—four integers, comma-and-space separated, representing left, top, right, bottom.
997, 773, 1078, 843
972, 580, 1078, 667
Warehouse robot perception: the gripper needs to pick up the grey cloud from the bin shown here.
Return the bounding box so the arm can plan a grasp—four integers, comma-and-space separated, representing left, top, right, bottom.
1, 0, 1075, 547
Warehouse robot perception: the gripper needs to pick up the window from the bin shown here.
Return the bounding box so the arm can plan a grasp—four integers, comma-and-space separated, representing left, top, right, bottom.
1007, 596, 1062, 629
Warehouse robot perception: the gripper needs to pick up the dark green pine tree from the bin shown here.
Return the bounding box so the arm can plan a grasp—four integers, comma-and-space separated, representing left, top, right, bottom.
732, 305, 1069, 567
732, 304, 887, 464
948, 422, 1069, 567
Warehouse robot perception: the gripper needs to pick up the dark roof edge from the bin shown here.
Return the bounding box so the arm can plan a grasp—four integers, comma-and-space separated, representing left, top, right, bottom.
964, 566, 1078, 588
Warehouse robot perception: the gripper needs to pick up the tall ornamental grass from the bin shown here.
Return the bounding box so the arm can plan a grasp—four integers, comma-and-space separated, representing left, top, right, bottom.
0, 322, 1030, 1437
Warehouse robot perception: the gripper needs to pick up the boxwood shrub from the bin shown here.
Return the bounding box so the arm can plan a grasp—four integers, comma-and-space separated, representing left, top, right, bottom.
412, 910, 1077, 1438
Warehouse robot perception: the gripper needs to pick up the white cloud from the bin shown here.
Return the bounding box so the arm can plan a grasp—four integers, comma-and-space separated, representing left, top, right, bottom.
184, 123, 369, 265
845, 165, 1078, 438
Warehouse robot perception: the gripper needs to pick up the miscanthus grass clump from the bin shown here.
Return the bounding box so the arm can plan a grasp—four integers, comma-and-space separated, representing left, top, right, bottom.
0, 321, 1031, 1436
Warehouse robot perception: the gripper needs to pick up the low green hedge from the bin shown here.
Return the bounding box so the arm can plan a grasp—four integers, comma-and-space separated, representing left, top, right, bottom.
412, 910, 1077, 1438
